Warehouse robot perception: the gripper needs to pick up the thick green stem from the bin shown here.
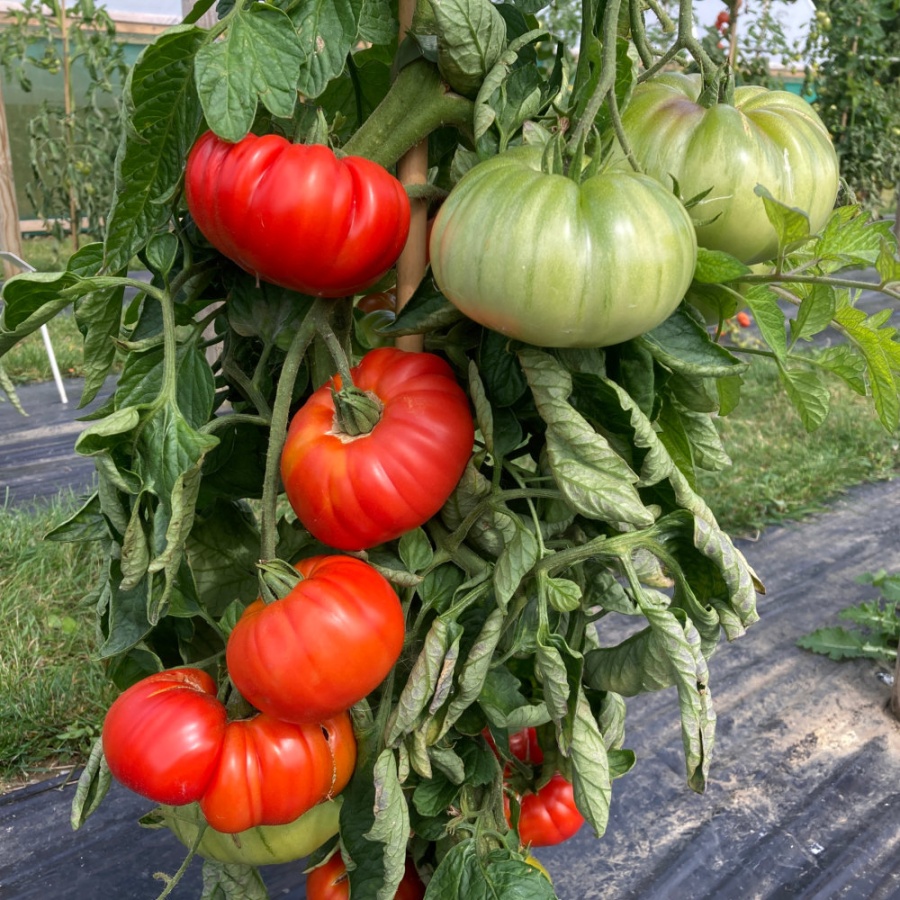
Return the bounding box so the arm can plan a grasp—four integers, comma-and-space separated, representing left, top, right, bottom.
568, 0, 622, 151
258, 300, 328, 568
343, 60, 474, 168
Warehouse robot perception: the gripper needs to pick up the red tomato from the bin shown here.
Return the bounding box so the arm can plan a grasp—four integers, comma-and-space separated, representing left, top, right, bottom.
185, 131, 410, 298
306, 853, 426, 900
505, 773, 585, 848
508, 727, 544, 765
736, 311, 752, 327
226, 555, 405, 723
357, 289, 398, 314
199, 711, 356, 834
101, 668, 226, 806
280, 347, 474, 551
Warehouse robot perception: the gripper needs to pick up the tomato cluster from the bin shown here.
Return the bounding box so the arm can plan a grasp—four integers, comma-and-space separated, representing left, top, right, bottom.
489, 727, 586, 849
101, 668, 356, 834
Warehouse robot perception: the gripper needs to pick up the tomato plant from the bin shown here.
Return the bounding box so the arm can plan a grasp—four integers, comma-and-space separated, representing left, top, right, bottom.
226, 555, 405, 722
7, 0, 900, 897
101, 668, 226, 807
185, 131, 411, 297
620, 72, 840, 263
305, 852, 426, 900
200, 711, 356, 833
281, 348, 475, 550
430, 145, 698, 348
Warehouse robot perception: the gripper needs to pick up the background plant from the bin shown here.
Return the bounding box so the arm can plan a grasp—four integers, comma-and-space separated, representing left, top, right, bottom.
0, 0, 127, 246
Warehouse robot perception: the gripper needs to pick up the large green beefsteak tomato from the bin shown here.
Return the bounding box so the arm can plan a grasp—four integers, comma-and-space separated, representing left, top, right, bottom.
619, 73, 839, 264
429, 145, 697, 348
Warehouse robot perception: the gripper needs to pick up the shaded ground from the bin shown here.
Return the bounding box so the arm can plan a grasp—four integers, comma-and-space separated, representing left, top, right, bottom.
1, 381, 900, 898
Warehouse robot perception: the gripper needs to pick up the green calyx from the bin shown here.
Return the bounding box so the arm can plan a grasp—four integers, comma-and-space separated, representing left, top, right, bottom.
331, 384, 384, 437
258, 558, 303, 604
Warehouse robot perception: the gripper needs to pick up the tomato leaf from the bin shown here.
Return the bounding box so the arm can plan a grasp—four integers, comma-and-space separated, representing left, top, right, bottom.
399, 528, 435, 573
364, 750, 411, 900
813, 345, 867, 395
199, 861, 268, 900
520, 348, 654, 528
567, 686, 612, 838
289, 0, 365, 99
45, 492, 108, 543
70, 738, 111, 830
639, 307, 746, 377
741, 283, 788, 358
424, 840, 556, 900
493, 517, 540, 610
104, 27, 204, 272
195, 5, 304, 142
692, 247, 751, 284
479, 666, 549, 730
429, 0, 507, 98
776, 361, 831, 431
789, 282, 837, 345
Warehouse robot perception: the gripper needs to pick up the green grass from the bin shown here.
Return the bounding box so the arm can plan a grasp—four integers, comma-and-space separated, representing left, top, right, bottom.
0, 492, 114, 792
17, 234, 78, 272
1, 310, 88, 384
700, 356, 900, 536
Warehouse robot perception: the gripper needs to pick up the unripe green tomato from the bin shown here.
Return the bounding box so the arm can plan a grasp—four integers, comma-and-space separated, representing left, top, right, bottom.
619, 73, 839, 264
430, 146, 697, 348
156, 798, 341, 865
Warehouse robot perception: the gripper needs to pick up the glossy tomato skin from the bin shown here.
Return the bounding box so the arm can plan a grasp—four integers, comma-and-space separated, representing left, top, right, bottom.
102, 668, 226, 806
281, 348, 474, 551
199, 710, 356, 833
158, 798, 342, 866
429, 145, 697, 348
619, 73, 839, 263
185, 131, 410, 297
506, 773, 585, 848
306, 852, 426, 900
226, 555, 405, 723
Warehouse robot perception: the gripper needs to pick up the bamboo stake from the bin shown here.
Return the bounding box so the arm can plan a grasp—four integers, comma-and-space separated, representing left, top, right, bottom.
394, 0, 428, 353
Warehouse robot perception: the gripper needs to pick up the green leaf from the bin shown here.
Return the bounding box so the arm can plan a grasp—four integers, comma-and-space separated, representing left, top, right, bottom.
424, 841, 556, 899
741, 284, 787, 358
105, 27, 204, 271
227, 276, 315, 348
413, 772, 460, 818
195, 5, 304, 142
399, 527, 434, 573
790, 282, 837, 345
755, 184, 812, 254
386, 617, 463, 745
519, 348, 653, 528
382, 281, 465, 335
431, 0, 507, 98
692, 247, 751, 284
478, 329, 527, 407
797, 627, 897, 662
639, 308, 746, 378
74, 280, 125, 406
199, 861, 268, 900
479, 666, 548, 730
493, 517, 540, 610
0, 271, 74, 357
876, 237, 900, 286
70, 738, 111, 830
45, 493, 108, 543
358, 0, 397, 44
545, 575, 582, 612
362, 750, 411, 900
535, 639, 570, 726
776, 361, 830, 431
568, 686, 611, 837
289, 0, 365, 99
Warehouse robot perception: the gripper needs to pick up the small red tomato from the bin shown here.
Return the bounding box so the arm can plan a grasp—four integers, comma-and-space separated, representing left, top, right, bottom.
281, 347, 474, 551
736, 311, 752, 327
226, 555, 405, 723
102, 668, 226, 806
306, 853, 426, 900
505, 773, 585, 848
357, 289, 398, 314
508, 727, 544, 765
199, 711, 356, 834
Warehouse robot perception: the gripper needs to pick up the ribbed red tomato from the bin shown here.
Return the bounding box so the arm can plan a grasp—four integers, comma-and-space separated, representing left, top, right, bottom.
199, 711, 356, 834
306, 852, 426, 900
226, 555, 405, 723
101, 668, 226, 806
184, 131, 410, 297
280, 347, 474, 551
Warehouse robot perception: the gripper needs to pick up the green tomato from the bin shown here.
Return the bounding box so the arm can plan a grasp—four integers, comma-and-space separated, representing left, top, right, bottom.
429, 145, 697, 348
153, 798, 341, 866
619, 73, 839, 264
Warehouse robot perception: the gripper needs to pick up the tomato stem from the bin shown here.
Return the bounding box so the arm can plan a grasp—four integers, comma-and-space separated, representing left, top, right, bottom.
342, 60, 474, 169
258, 299, 328, 570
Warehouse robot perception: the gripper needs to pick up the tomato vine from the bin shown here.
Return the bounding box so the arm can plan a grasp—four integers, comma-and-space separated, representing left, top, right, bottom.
2, 0, 900, 898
